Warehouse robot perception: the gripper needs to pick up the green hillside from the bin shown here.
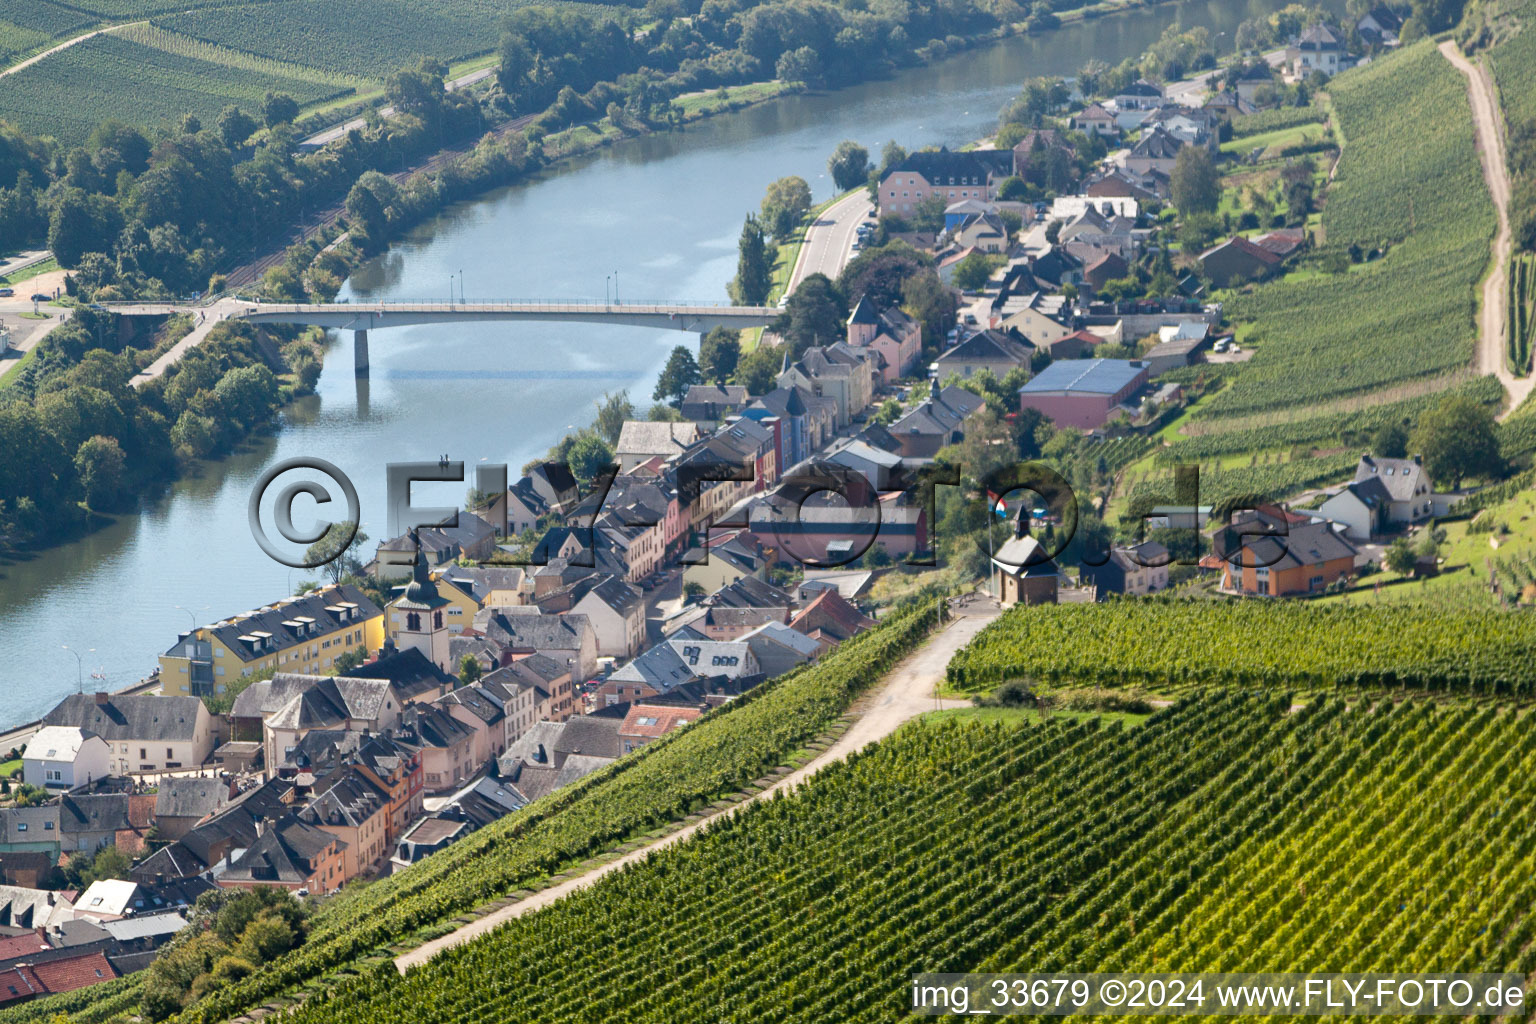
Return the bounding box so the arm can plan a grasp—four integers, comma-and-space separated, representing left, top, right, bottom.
257, 692, 1536, 1023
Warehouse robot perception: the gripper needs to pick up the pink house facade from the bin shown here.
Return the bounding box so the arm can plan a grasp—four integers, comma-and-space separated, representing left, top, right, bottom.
846, 296, 922, 383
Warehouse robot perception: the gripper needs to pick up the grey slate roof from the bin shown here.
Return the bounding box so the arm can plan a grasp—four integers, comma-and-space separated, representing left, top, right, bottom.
1354, 455, 1428, 502
155, 778, 230, 821
43, 694, 204, 743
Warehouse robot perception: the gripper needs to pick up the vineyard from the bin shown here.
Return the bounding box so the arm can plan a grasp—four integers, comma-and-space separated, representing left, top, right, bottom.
1228, 103, 1324, 137
152, 0, 618, 81
1510, 253, 1535, 375
237, 693, 1536, 1024
0, 605, 937, 1024
0, 0, 95, 67
1485, 0, 1536, 129
1123, 450, 1358, 507
1200, 42, 1495, 424
944, 601, 1536, 694
1158, 376, 1504, 463
0, 31, 351, 144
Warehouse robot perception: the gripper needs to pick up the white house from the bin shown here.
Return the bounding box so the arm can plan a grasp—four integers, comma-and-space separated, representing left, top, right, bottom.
22, 727, 112, 791
42, 694, 215, 776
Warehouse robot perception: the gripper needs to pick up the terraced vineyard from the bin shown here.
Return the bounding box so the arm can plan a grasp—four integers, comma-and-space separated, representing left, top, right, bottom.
1124, 450, 1358, 507
152, 0, 620, 80
0, 605, 934, 1024
945, 601, 1536, 695
1199, 42, 1495, 424
0, 31, 353, 143
256, 693, 1536, 1024
0, 0, 96, 66
1511, 253, 1535, 374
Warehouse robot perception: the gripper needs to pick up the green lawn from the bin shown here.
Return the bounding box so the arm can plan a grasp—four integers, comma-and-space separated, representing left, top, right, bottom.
1219, 122, 1325, 157
0, 345, 38, 389
0, 760, 20, 778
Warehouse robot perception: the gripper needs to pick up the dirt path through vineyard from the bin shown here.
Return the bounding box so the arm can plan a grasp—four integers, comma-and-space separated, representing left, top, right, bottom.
393, 605, 997, 974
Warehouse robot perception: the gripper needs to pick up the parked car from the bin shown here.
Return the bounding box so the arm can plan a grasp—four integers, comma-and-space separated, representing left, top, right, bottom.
0, 288, 13, 297
30, 293, 47, 303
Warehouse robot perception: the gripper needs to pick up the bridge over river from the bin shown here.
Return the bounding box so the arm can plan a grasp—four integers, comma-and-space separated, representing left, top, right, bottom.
106, 299, 782, 384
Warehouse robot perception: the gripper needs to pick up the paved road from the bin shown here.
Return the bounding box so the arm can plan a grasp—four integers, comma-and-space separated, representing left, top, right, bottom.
785, 191, 873, 296
1438, 40, 1534, 416
393, 606, 996, 974
0, 250, 53, 277
302, 67, 497, 147
129, 298, 246, 388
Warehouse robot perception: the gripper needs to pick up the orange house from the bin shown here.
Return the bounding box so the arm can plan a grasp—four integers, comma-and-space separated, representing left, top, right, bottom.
1219, 518, 1357, 597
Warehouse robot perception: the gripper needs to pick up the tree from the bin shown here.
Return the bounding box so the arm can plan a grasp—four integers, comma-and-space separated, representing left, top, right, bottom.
74, 435, 126, 510
952, 251, 1003, 291
304, 523, 369, 585
458, 653, 483, 684
828, 140, 871, 192
1410, 394, 1504, 489
699, 328, 741, 384
648, 402, 684, 421
1170, 146, 1220, 216
1384, 537, 1416, 575
566, 433, 614, 484
775, 273, 846, 358
261, 93, 300, 128
1371, 421, 1409, 459
653, 346, 702, 407
215, 106, 259, 150
592, 390, 633, 445
761, 176, 812, 241
775, 46, 822, 87
733, 345, 782, 395
729, 215, 772, 305
345, 182, 387, 244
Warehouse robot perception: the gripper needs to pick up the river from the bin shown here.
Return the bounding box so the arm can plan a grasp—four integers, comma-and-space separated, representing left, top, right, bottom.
0, 0, 1323, 729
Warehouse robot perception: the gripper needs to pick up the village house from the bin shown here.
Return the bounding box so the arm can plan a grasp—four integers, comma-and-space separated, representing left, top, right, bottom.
615, 421, 702, 472
617, 703, 705, 754
1082, 541, 1171, 597
877, 147, 1012, 217
218, 814, 347, 893
886, 381, 987, 458
846, 295, 923, 383
22, 728, 111, 792
569, 575, 646, 658
1198, 236, 1285, 287
159, 584, 384, 693
778, 345, 878, 429
1215, 509, 1358, 596
680, 384, 750, 425
1318, 454, 1457, 540
298, 769, 391, 881
933, 328, 1034, 380
1287, 23, 1346, 78
42, 694, 215, 776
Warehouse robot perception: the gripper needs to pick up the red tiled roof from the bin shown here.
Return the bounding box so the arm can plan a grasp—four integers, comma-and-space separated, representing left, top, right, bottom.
0, 933, 48, 961
788, 589, 874, 643
0, 965, 42, 1004
30, 951, 118, 995
619, 704, 703, 739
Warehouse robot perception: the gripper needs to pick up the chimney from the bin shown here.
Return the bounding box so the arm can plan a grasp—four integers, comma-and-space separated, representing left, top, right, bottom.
94, 692, 109, 705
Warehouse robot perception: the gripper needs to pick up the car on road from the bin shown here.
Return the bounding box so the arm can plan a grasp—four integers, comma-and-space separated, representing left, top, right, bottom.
0, 289, 12, 297
30, 293, 48, 303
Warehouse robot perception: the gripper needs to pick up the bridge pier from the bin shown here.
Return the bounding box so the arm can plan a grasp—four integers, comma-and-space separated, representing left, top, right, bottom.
353, 329, 369, 377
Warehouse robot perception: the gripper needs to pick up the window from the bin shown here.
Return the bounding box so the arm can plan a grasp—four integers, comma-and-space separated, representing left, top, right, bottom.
406, 612, 421, 631
434, 611, 444, 629
139, 748, 146, 759
16, 823, 25, 831
44, 821, 54, 830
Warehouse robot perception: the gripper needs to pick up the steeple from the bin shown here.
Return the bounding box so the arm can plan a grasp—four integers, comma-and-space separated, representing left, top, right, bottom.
929, 377, 940, 401
1014, 503, 1029, 540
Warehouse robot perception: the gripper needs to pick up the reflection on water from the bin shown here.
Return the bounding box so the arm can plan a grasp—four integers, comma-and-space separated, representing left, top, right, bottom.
0, 0, 1335, 727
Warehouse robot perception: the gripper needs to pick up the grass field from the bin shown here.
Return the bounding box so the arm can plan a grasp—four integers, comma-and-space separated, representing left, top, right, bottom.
1197, 42, 1495, 429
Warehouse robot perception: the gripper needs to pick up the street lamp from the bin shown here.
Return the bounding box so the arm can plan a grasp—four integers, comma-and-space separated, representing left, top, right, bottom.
62, 645, 93, 693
